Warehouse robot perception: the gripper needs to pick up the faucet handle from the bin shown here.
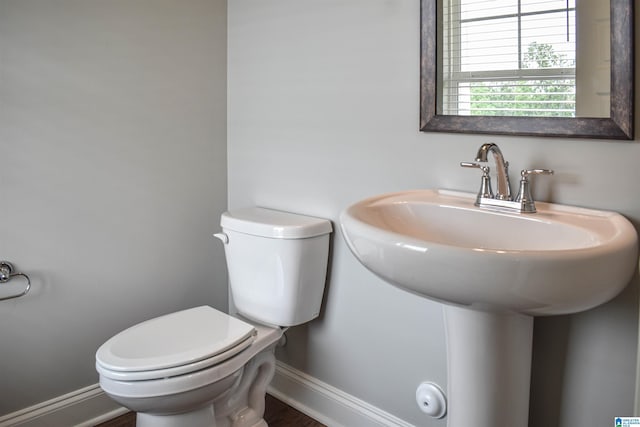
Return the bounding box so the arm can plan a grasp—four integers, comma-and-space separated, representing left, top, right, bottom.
460, 161, 491, 174
521, 169, 554, 178
515, 169, 554, 213
460, 162, 493, 203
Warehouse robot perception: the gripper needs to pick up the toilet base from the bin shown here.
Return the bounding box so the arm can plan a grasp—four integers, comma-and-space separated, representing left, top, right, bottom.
136, 405, 267, 427
137, 405, 216, 427
136, 403, 268, 427
132, 348, 276, 427
213, 349, 277, 427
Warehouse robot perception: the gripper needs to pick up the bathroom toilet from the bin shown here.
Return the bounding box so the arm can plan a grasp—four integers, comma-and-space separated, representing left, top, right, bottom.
95, 207, 332, 427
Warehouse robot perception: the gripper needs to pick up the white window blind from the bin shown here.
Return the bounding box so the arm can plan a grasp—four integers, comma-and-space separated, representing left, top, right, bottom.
440, 0, 576, 117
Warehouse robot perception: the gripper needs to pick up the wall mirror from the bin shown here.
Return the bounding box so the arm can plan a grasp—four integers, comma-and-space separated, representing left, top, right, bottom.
420, 0, 634, 139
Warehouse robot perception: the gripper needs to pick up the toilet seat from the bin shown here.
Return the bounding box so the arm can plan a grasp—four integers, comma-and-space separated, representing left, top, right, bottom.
97, 319, 283, 400
96, 306, 256, 381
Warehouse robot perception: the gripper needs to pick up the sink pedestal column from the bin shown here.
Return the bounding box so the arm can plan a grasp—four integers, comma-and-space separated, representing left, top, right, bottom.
444, 305, 533, 427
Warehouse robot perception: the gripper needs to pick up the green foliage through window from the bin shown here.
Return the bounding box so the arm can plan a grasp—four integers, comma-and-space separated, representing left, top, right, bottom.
469, 43, 575, 117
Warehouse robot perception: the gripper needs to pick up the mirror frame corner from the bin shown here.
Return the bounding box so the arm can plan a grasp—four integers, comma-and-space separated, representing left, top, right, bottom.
420, 0, 635, 140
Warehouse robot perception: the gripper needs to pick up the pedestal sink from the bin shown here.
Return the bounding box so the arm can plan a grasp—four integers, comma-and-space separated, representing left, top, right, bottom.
340, 189, 638, 427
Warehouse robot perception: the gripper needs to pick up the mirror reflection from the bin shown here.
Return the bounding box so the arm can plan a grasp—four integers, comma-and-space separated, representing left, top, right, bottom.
437, 0, 610, 119
421, 0, 632, 139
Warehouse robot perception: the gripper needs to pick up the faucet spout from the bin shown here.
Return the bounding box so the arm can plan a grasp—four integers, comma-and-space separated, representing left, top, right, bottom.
475, 143, 511, 200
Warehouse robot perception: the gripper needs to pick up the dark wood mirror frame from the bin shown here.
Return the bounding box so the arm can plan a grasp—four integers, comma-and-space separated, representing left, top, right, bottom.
420, 0, 635, 140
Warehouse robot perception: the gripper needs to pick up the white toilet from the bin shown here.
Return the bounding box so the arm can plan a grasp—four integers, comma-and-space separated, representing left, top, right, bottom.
95, 207, 332, 427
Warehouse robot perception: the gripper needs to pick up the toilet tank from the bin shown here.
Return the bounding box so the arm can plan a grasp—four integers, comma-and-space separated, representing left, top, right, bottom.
218, 207, 332, 327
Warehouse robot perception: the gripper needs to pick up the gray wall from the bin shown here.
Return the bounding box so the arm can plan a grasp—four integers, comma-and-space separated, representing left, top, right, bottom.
0, 0, 228, 414
1, 1, 637, 426
227, 1, 639, 426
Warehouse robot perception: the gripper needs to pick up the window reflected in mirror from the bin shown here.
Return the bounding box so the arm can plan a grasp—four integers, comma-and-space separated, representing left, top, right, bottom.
438, 0, 609, 118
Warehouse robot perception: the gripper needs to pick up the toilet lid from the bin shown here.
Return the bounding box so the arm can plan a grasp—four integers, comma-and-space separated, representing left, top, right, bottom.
96, 333, 256, 381
96, 306, 256, 373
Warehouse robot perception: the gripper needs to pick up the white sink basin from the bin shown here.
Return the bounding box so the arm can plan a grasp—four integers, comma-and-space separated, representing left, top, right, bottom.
340, 189, 638, 315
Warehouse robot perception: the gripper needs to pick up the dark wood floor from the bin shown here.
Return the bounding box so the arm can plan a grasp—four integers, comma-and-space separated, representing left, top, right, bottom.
96, 394, 325, 427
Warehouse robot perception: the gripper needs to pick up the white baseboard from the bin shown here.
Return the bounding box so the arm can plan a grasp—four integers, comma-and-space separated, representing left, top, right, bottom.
268, 361, 414, 427
0, 384, 126, 427
0, 362, 412, 427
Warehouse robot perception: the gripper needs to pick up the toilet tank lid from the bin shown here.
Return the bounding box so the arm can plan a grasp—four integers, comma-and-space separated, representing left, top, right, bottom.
221, 207, 332, 239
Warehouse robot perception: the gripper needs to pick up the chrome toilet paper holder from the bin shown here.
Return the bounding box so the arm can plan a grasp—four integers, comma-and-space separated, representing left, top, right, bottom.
0, 261, 31, 302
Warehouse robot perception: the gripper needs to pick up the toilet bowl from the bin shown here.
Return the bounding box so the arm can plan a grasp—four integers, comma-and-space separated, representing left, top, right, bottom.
96, 306, 282, 427
96, 208, 332, 427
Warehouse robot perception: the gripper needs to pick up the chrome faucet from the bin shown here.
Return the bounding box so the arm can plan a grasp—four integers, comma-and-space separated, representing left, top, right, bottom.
461, 143, 553, 213
474, 143, 511, 200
